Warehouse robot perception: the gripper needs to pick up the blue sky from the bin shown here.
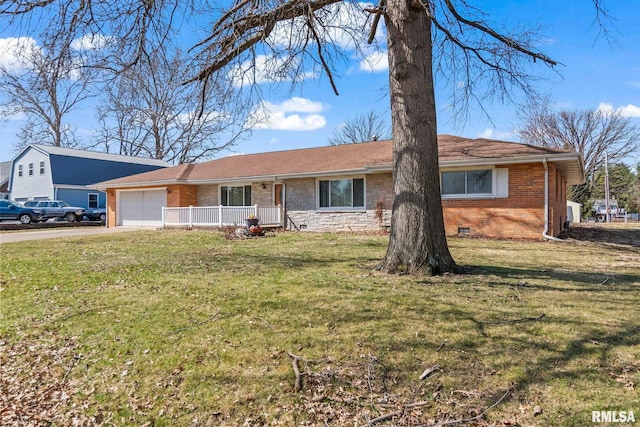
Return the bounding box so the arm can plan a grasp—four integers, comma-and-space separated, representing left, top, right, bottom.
1, 0, 639, 165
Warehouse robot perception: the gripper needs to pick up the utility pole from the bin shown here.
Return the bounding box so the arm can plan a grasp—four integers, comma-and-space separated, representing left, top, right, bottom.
604, 151, 610, 223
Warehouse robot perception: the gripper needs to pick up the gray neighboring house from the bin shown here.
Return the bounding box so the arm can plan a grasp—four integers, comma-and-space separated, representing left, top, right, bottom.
8, 145, 170, 209
0, 161, 10, 200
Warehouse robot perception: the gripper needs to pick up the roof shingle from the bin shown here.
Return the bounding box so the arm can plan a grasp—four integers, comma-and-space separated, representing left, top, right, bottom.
96, 135, 583, 187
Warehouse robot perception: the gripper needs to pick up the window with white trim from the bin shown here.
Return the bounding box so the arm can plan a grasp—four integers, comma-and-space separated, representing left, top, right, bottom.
28, 163, 34, 176
88, 193, 99, 209
318, 178, 365, 209
221, 185, 252, 206
39, 161, 45, 175
441, 169, 493, 196
18, 165, 23, 177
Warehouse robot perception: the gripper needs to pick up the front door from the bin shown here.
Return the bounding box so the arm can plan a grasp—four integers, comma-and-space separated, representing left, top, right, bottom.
274, 184, 283, 206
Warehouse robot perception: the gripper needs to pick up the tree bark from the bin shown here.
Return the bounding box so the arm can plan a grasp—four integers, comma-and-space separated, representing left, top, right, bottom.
378, 0, 457, 275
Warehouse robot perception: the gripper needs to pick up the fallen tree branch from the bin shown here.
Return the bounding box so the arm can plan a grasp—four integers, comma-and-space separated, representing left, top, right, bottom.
288, 352, 303, 391
483, 313, 545, 325
421, 387, 513, 426
419, 364, 441, 381
170, 311, 221, 334
193, 311, 222, 326
362, 411, 399, 427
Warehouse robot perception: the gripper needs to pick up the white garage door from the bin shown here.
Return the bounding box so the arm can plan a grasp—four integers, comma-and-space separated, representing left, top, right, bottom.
118, 189, 167, 226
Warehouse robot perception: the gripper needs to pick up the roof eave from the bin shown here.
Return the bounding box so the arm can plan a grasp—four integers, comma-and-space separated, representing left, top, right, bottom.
186, 166, 394, 184
441, 153, 585, 184
94, 179, 183, 191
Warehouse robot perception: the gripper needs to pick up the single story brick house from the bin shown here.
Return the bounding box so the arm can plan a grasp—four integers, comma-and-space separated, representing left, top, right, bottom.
95, 135, 585, 239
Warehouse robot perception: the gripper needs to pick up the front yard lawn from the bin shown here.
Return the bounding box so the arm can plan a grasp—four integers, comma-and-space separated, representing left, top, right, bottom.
1, 227, 638, 426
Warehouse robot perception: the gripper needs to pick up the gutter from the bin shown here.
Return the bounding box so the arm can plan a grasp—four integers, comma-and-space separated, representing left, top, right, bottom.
542, 158, 564, 242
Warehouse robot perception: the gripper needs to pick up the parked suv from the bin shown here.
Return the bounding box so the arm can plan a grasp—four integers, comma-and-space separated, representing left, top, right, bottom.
0, 200, 43, 224
32, 200, 86, 222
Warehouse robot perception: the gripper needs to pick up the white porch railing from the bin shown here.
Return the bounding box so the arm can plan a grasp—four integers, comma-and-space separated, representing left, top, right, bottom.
162, 205, 282, 228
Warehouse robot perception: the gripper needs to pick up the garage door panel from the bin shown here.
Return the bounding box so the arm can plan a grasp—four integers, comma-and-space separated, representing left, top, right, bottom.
118, 190, 166, 226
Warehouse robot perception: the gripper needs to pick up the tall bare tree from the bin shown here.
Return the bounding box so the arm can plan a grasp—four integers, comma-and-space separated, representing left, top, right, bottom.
1, 0, 608, 274
0, 34, 98, 148
517, 96, 640, 200
97, 49, 253, 164
328, 110, 391, 145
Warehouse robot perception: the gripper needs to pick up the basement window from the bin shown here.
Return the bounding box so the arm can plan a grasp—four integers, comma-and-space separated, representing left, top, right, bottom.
458, 227, 471, 235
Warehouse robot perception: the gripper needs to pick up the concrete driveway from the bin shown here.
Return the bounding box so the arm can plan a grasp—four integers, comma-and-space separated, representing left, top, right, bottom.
0, 226, 150, 244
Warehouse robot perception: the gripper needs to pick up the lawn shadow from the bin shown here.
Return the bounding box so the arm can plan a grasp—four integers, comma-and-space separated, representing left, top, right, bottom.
480, 323, 640, 420
465, 265, 639, 290
566, 224, 640, 247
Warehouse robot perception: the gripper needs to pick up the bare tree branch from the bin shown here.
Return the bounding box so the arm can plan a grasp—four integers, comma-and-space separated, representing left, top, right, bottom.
328, 110, 391, 145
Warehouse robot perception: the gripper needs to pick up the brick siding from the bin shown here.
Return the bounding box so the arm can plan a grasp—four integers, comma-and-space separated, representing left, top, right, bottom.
107, 161, 569, 239
442, 163, 548, 239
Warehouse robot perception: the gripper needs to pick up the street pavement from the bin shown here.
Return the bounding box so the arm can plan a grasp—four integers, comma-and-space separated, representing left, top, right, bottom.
0, 226, 150, 244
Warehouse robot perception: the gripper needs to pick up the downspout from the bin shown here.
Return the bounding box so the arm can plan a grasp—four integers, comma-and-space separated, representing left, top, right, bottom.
274, 178, 285, 228
542, 158, 564, 242
104, 190, 109, 228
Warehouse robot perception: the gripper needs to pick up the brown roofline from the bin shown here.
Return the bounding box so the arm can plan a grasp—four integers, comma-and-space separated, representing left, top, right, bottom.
95, 136, 585, 189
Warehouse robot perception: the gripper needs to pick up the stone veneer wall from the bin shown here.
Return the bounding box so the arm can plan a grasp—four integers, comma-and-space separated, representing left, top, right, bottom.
284, 174, 393, 232
286, 209, 391, 232
197, 184, 218, 206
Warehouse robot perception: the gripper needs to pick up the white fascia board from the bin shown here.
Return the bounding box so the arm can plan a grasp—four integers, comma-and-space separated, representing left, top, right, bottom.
93, 179, 183, 191
53, 184, 106, 191
439, 153, 581, 168
186, 168, 384, 185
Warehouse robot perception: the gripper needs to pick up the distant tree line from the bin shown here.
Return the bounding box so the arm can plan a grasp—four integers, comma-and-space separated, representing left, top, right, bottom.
590, 163, 640, 216
517, 97, 639, 218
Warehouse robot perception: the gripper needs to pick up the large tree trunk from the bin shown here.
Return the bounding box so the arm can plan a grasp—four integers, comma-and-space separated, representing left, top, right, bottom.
378, 0, 457, 275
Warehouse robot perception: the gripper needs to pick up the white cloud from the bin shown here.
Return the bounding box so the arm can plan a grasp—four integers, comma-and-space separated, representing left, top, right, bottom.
359, 50, 388, 72
0, 37, 40, 72
0, 36, 87, 80
619, 104, 640, 117
597, 102, 640, 118
70, 34, 111, 50
229, 55, 316, 87
268, 2, 381, 51
0, 106, 27, 121
478, 128, 515, 140
278, 97, 324, 113
252, 97, 327, 131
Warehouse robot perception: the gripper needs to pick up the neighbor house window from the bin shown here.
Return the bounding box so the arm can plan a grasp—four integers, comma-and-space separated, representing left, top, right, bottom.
318, 178, 365, 209
18, 165, 23, 177
39, 161, 45, 175
88, 193, 99, 209
221, 185, 252, 206
441, 169, 493, 196
28, 163, 34, 176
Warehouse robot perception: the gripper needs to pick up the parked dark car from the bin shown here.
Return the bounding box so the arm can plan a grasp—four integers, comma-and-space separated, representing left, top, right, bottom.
85, 208, 106, 224
0, 200, 43, 224
30, 200, 86, 222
